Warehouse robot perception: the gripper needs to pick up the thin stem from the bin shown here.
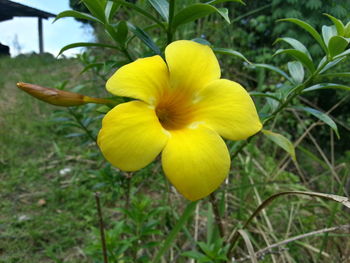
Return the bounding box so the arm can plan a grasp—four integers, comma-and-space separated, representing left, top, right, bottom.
68, 108, 97, 143
209, 193, 225, 238
121, 46, 133, 62
167, 0, 175, 44
125, 172, 132, 212
95, 192, 109, 263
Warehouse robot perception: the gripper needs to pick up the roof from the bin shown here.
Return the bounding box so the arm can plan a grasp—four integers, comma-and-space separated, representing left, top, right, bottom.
0, 0, 56, 22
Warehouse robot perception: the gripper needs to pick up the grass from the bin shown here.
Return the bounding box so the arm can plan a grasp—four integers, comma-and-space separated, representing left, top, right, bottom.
1, 53, 350, 263
0, 54, 100, 263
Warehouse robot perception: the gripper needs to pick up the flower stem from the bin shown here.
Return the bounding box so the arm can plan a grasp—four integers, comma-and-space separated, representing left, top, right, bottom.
94, 192, 109, 263
167, 0, 175, 44
68, 108, 96, 143
209, 193, 225, 238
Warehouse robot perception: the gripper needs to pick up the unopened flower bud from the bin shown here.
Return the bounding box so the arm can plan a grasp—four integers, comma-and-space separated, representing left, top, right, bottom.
17, 82, 113, 107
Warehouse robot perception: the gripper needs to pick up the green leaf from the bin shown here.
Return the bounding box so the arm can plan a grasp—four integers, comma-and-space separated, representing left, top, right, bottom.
274, 49, 315, 73
105, 1, 120, 23
115, 21, 128, 45
262, 129, 296, 161
173, 4, 230, 29
217, 8, 230, 23
302, 83, 350, 93
57, 42, 120, 56
328, 36, 349, 57
82, 0, 106, 22
345, 21, 350, 37
321, 72, 350, 78
333, 48, 350, 59
249, 91, 281, 102
253, 63, 292, 83
287, 61, 304, 84
324, 13, 345, 36
294, 106, 339, 138
153, 202, 197, 263
54, 10, 102, 24
192, 38, 212, 46
274, 37, 311, 59
278, 18, 327, 53
127, 22, 161, 55
207, 0, 245, 4
148, 0, 169, 22
319, 57, 346, 73
213, 47, 251, 64
322, 25, 337, 46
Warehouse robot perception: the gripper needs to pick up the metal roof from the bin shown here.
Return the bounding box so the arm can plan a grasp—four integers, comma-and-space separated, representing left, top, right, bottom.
0, 0, 56, 22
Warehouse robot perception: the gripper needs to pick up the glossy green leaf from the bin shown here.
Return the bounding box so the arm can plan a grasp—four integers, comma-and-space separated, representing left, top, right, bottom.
105, 1, 120, 23
148, 0, 169, 22
334, 48, 350, 59
278, 18, 327, 53
322, 25, 337, 46
287, 61, 304, 84
127, 22, 161, 55
319, 57, 346, 73
345, 21, 350, 37
262, 129, 296, 161
115, 21, 128, 44
213, 47, 251, 64
274, 37, 311, 59
294, 106, 339, 138
275, 49, 315, 73
249, 91, 281, 102
217, 8, 230, 23
82, 0, 106, 22
328, 36, 349, 57
324, 13, 344, 36
173, 4, 230, 29
302, 83, 350, 93
253, 63, 293, 83
54, 10, 102, 24
58, 42, 120, 56
192, 38, 212, 46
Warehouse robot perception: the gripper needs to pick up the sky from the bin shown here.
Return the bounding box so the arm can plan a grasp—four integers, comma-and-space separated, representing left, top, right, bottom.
0, 0, 94, 57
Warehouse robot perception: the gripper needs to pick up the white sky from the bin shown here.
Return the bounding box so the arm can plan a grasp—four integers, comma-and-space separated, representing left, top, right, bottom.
0, 0, 94, 57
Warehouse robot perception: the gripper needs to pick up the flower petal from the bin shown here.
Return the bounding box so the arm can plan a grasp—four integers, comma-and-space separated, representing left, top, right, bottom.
106, 55, 169, 105
165, 40, 221, 92
161, 126, 230, 201
98, 101, 168, 171
194, 79, 262, 140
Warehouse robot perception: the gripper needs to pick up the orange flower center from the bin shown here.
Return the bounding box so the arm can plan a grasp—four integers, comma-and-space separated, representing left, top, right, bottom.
155, 90, 195, 130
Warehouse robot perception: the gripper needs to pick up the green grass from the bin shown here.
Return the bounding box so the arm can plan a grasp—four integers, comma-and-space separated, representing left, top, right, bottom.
0, 54, 100, 263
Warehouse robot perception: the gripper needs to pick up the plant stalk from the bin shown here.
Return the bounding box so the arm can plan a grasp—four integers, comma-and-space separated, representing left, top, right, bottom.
209, 193, 225, 238
167, 0, 175, 44
95, 192, 109, 263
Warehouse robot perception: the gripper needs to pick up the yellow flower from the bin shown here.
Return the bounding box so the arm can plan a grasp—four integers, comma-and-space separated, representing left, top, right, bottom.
98, 40, 262, 201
